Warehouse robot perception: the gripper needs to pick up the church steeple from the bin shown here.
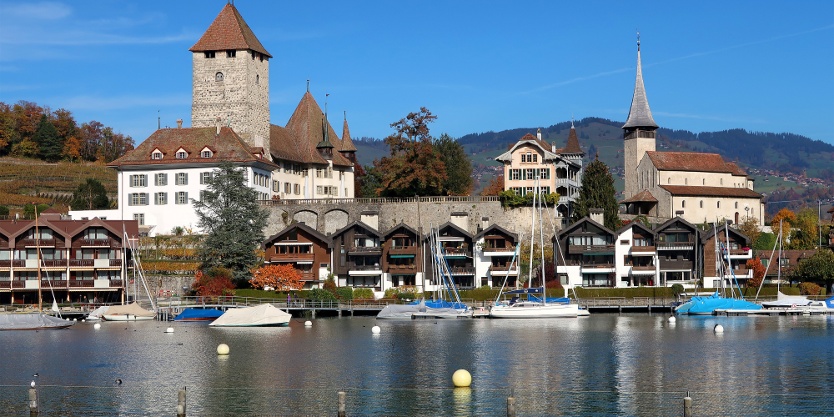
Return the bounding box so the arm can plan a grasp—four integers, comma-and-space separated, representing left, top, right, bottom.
622, 33, 658, 136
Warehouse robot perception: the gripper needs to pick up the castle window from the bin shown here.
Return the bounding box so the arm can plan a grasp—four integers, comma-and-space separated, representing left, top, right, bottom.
682, 200, 686, 208
294, 184, 301, 194
175, 173, 188, 186
703, 179, 706, 185
155, 192, 167, 205
226, 50, 236, 58
256, 74, 259, 84
685, 178, 688, 185
204, 51, 215, 59
215, 72, 224, 82
176, 151, 187, 159
717, 201, 721, 208
175, 192, 189, 205
130, 174, 147, 187
201, 149, 213, 158
155, 173, 167, 186
128, 193, 148, 206
200, 172, 212, 185
699, 200, 703, 208
720, 178, 723, 185
735, 202, 738, 209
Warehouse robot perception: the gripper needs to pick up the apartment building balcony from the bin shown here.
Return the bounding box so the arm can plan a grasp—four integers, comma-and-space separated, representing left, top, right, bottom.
723, 248, 752, 259
387, 264, 417, 272
20, 238, 58, 247
348, 264, 383, 276
348, 246, 382, 256
568, 245, 615, 255
67, 259, 123, 268
581, 263, 616, 273
443, 248, 471, 258
388, 246, 418, 256
659, 260, 695, 270
483, 247, 515, 257
0, 260, 25, 268
657, 242, 695, 251
267, 253, 315, 263
79, 238, 121, 248
630, 265, 657, 275
630, 246, 656, 256
449, 266, 475, 275
489, 265, 519, 275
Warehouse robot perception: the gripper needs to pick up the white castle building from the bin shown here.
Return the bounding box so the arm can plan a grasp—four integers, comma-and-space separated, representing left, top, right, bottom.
71, 3, 357, 236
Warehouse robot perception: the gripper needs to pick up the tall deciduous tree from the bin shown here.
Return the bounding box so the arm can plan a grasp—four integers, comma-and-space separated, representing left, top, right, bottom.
193, 163, 268, 285
374, 107, 447, 196
788, 208, 819, 250
770, 208, 796, 242
481, 175, 505, 196
70, 178, 110, 210
737, 215, 761, 248
745, 256, 766, 288
572, 157, 621, 229
434, 133, 473, 195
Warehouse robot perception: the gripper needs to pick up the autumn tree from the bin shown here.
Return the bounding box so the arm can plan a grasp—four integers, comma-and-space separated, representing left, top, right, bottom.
788, 208, 819, 250
737, 215, 761, 248
250, 264, 303, 291
770, 208, 796, 242
192, 267, 236, 297
374, 107, 447, 196
572, 157, 621, 230
194, 163, 268, 285
70, 178, 110, 210
480, 175, 505, 196
745, 256, 766, 288
356, 165, 382, 198
434, 133, 473, 195
0, 102, 17, 154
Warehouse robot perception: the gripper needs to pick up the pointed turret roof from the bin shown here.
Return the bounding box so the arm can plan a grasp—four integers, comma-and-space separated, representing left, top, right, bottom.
622, 37, 657, 129
563, 120, 583, 154
269, 91, 352, 167
190, 3, 271, 58
340, 113, 357, 152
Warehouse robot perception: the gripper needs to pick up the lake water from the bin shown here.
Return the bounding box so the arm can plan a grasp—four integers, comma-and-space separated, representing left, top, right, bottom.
0, 313, 832, 416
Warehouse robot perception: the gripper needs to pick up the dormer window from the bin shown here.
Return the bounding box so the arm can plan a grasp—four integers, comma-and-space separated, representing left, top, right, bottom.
215, 72, 224, 82
201, 149, 213, 158
176, 150, 188, 159
151, 150, 163, 160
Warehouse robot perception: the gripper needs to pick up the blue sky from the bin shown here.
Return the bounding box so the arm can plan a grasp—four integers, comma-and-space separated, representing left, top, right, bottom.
1, 1, 832, 146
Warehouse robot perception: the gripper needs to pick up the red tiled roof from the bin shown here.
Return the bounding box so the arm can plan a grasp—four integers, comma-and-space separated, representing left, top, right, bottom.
620, 189, 658, 203
340, 116, 357, 152
109, 127, 277, 169
271, 92, 352, 167
725, 162, 748, 176
189, 3, 271, 58
659, 185, 762, 198
647, 151, 740, 173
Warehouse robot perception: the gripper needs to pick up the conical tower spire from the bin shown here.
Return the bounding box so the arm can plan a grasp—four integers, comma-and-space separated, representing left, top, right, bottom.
622, 33, 658, 131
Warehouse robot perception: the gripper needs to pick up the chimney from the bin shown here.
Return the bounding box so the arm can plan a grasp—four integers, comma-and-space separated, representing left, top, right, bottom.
215, 117, 222, 135
176, 119, 183, 129
536, 128, 542, 140
590, 208, 604, 225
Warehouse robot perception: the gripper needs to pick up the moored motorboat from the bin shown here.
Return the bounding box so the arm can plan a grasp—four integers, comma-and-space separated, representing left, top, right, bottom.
102, 302, 156, 321
174, 307, 225, 322
209, 304, 291, 327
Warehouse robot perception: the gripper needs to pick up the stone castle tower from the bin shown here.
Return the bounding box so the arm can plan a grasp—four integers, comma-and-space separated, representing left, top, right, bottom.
622, 36, 658, 199
189, 3, 271, 157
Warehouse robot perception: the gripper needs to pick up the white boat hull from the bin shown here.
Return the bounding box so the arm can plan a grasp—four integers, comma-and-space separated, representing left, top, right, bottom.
102, 314, 155, 321
489, 302, 580, 318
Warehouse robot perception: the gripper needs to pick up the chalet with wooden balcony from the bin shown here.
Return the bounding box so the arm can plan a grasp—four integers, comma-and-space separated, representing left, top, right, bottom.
701, 223, 752, 289
263, 223, 331, 289
474, 224, 519, 288
429, 222, 475, 289
331, 221, 383, 293
615, 221, 659, 287
655, 217, 699, 287
0, 216, 138, 305
756, 249, 813, 287
556, 217, 616, 287
382, 223, 422, 292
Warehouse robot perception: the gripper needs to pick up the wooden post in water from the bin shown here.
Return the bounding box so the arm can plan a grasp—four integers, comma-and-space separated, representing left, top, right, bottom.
507, 395, 516, 417
177, 387, 186, 417
337, 391, 346, 417
28, 386, 38, 416
683, 391, 692, 417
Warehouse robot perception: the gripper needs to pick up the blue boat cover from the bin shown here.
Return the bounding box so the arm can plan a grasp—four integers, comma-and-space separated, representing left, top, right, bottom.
675, 292, 762, 315
174, 308, 224, 321
826, 296, 834, 309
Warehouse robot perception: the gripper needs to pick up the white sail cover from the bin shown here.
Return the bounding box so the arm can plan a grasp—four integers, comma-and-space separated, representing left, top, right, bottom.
0, 313, 74, 330
762, 291, 813, 308
209, 304, 291, 327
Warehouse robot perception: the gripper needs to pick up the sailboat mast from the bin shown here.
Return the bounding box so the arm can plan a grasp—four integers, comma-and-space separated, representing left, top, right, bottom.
777, 219, 783, 293
527, 179, 536, 290
538, 177, 546, 305
34, 204, 42, 312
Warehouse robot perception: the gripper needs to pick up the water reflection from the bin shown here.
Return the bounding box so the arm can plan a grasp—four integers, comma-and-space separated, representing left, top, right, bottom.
0, 314, 832, 415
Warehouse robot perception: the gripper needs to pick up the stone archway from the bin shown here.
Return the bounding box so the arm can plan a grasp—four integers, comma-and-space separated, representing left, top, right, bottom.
323, 209, 349, 235
294, 210, 318, 228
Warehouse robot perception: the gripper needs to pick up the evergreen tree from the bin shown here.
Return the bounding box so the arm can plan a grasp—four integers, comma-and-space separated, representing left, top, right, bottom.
572, 157, 621, 229
193, 163, 268, 285
34, 114, 62, 162
434, 133, 473, 195
70, 178, 110, 210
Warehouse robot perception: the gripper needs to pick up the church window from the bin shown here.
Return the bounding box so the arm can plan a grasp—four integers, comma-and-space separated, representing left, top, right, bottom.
226, 50, 236, 58
204, 51, 215, 59
215, 72, 224, 82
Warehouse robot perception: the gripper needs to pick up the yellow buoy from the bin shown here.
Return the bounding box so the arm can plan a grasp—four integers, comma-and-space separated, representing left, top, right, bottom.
452, 369, 472, 387
217, 343, 230, 355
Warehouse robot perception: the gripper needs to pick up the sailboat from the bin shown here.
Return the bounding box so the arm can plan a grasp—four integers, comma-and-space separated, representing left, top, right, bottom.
101, 227, 156, 321
489, 177, 579, 318
674, 221, 761, 315
377, 227, 472, 319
